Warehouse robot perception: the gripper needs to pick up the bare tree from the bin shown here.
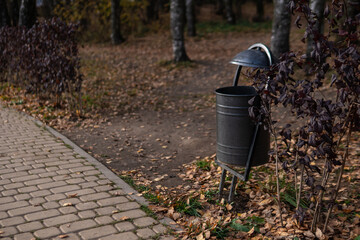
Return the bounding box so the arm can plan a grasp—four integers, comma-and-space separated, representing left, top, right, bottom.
186, 0, 196, 36
0, 0, 10, 27
9, 0, 19, 26
270, 0, 291, 58
254, 0, 264, 22
347, 0, 360, 33
18, 0, 36, 28
111, 0, 124, 45
224, 0, 235, 24
306, 0, 326, 60
170, 0, 189, 62
216, 0, 224, 15
147, 0, 160, 22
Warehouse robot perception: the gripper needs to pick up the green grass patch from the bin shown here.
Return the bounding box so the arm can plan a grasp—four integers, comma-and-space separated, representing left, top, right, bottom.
64, 144, 73, 149
174, 197, 202, 217
197, 20, 272, 34
157, 59, 196, 70
140, 205, 158, 220
196, 159, 212, 171
119, 175, 162, 204
230, 215, 265, 233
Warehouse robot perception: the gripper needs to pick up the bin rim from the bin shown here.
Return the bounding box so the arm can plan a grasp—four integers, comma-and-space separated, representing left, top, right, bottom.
215, 86, 258, 97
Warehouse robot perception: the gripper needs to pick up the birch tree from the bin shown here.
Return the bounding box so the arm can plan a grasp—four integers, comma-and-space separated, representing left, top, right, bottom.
0, 0, 10, 27
186, 0, 196, 36
111, 0, 124, 45
170, 0, 189, 62
18, 0, 36, 28
270, 0, 291, 58
306, 0, 326, 60
9, 0, 19, 26
224, 0, 235, 24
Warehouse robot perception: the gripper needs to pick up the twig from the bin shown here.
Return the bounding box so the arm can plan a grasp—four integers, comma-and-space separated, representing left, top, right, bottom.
296, 164, 305, 210
273, 134, 285, 228
311, 168, 329, 231
265, 103, 284, 228
323, 122, 353, 233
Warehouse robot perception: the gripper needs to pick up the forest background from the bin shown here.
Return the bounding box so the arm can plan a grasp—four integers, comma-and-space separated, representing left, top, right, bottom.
0, 0, 360, 239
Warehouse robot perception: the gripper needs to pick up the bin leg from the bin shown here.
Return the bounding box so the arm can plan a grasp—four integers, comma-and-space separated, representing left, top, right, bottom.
219, 169, 227, 196
228, 175, 238, 202
244, 123, 260, 181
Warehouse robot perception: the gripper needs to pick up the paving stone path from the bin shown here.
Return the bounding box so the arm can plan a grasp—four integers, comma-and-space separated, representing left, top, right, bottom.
0, 105, 177, 240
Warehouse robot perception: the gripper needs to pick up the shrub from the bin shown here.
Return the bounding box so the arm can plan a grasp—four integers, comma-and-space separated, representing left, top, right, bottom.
0, 18, 82, 112
249, 0, 360, 233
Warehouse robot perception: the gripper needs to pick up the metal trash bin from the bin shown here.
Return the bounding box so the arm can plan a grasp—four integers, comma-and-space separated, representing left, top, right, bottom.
215, 85, 269, 167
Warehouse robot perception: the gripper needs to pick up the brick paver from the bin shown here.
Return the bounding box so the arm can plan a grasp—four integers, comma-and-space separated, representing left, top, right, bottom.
0, 106, 176, 239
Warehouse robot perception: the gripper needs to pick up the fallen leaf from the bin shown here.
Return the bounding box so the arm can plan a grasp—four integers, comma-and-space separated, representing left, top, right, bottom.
172, 212, 181, 220
316, 228, 325, 239
196, 233, 204, 240
119, 216, 129, 221
67, 193, 78, 198
226, 204, 233, 211
248, 227, 255, 236
259, 198, 273, 206
304, 230, 315, 238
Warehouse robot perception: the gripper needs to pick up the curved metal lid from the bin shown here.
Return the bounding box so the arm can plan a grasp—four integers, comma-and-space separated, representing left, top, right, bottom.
230, 49, 271, 68
229, 43, 274, 69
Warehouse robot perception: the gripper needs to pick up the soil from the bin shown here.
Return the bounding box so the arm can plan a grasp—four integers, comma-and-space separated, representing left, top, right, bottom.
61, 3, 307, 189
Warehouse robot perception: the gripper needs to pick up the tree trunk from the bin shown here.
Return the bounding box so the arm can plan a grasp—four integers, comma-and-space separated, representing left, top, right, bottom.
224, 0, 235, 24
147, 0, 159, 22
186, 0, 196, 36
271, 0, 291, 59
111, 0, 124, 45
9, 0, 19, 26
254, 0, 264, 22
347, 0, 360, 34
235, 0, 243, 20
0, 0, 10, 27
18, 0, 36, 28
216, 0, 224, 15
41, 0, 55, 18
170, 0, 189, 62
306, 0, 326, 60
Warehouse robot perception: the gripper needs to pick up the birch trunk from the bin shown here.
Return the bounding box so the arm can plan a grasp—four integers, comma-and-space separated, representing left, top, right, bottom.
186, 0, 196, 36
0, 0, 10, 27
271, 0, 291, 58
111, 0, 124, 45
306, 0, 326, 60
171, 0, 189, 62
19, 0, 36, 28
224, 0, 235, 24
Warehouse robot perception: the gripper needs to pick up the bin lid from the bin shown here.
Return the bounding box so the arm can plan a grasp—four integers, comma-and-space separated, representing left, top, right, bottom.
230, 49, 271, 69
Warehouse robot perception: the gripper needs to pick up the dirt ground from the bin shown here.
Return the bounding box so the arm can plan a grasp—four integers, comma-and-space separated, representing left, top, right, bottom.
60, 3, 308, 189
61, 27, 308, 190
62, 32, 265, 187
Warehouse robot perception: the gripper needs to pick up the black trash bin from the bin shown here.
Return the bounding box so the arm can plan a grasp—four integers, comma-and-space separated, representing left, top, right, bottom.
215, 85, 269, 167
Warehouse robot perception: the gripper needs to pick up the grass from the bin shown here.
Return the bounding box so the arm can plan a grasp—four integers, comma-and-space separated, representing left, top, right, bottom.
140, 205, 158, 220
230, 215, 265, 233
195, 159, 212, 171
196, 20, 272, 34
157, 59, 197, 71
204, 189, 218, 204
119, 175, 162, 204
174, 196, 202, 217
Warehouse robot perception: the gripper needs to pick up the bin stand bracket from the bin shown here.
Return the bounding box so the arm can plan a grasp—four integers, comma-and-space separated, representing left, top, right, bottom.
215, 123, 260, 202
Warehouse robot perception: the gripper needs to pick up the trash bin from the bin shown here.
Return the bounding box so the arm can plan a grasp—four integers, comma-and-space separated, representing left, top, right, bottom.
215, 85, 269, 167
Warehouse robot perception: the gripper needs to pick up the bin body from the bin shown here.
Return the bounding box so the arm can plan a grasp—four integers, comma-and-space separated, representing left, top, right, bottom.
215, 86, 269, 167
